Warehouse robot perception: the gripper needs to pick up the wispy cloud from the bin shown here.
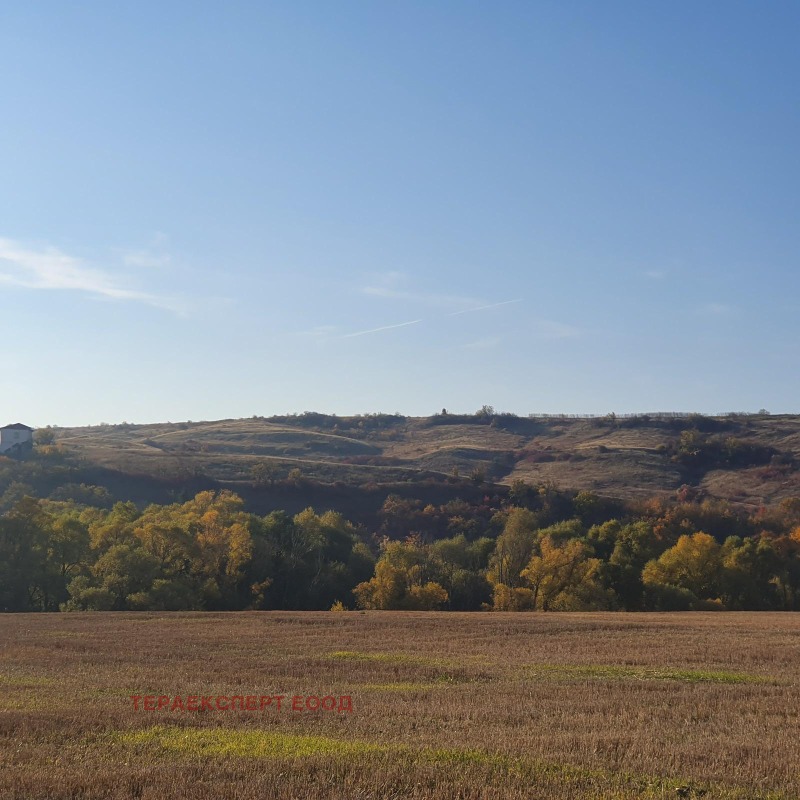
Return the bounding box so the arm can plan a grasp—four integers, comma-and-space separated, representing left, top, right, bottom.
0, 237, 184, 313
448, 298, 523, 316
337, 293, 528, 339
304, 296, 577, 345
342, 319, 423, 338
462, 336, 502, 350
643, 269, 666, 280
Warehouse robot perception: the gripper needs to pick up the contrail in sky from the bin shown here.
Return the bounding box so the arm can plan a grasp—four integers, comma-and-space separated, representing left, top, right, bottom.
447, 298, 523, 316
340, 298, 523, 338
341, 319, 423, 338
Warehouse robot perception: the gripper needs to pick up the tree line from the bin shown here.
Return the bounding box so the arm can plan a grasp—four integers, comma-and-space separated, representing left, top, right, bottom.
2, 482, 800, 612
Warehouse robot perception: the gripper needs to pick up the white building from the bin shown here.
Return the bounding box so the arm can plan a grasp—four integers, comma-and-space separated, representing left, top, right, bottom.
0, 423, 34, 455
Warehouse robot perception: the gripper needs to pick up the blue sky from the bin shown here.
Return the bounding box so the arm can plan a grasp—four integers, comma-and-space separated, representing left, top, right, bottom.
1, 1, 798, 427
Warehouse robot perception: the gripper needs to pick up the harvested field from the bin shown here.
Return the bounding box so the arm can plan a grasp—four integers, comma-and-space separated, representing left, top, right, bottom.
1, 611, 799, 799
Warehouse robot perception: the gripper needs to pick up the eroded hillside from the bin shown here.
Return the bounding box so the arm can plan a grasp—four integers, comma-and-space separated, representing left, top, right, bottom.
49, 412, 800, 508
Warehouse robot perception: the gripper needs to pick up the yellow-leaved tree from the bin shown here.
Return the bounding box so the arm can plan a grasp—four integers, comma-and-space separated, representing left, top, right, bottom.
642, 532, 722, 609
353, 537, 448, 610
520, 535, 608, 610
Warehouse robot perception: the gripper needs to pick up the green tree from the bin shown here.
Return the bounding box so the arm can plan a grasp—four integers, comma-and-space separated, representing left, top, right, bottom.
251, 461, 278, 487
66, 543, 159, 610
487, 508, 538, 589
719, 536, 779, 610
588, 520, 656, 610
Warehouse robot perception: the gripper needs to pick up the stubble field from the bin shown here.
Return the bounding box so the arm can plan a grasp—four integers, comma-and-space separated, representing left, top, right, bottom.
1, 611, 799, 799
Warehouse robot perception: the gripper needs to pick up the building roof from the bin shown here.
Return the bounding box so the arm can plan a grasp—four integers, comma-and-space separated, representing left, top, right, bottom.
1, 423, 34, 431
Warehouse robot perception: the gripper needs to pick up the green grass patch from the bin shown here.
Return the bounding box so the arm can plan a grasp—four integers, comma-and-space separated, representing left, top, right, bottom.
0, 692, 68, 711
77, 687, 141, 703
422, 746, 515, 768
0, 672, 57, 687
106, 725, 784, 799
523, 663, 768, 684
111, 725, 386, 758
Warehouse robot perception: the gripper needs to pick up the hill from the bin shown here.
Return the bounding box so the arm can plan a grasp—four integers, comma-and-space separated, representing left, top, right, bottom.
46, 411, 800, 509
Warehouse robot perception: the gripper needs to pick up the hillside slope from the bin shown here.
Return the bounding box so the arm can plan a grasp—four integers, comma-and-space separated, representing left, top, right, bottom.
48, 412, 800, 508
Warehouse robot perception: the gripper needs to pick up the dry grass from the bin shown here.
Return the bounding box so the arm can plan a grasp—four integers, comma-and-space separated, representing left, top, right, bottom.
2, 611, 800, 798
52, 413, 800, 503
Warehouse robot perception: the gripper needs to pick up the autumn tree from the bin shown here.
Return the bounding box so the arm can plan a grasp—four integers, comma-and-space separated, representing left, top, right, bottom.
642, 532, 723, 609
521, 535, 610, 610
487, 508, 539, 610
353, 537, 449, 610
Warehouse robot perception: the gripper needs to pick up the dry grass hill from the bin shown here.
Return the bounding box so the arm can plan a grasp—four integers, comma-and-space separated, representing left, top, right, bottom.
48, 411, 800, 509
